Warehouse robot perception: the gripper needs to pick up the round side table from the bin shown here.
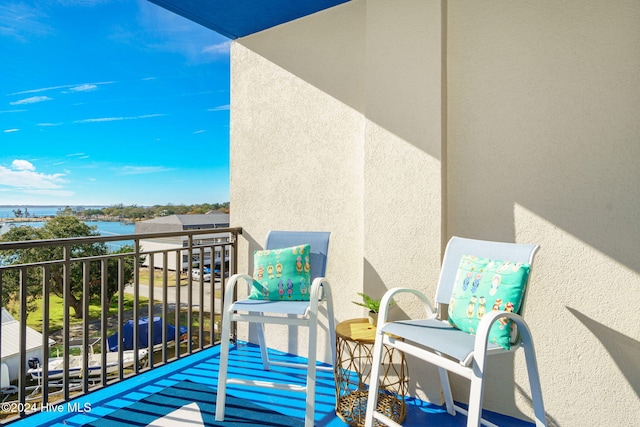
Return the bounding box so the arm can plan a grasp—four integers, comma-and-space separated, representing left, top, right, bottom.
334, 318, 407, 427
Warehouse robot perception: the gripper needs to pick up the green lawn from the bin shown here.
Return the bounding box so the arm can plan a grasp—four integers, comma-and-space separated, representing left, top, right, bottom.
25, 293, 149, 333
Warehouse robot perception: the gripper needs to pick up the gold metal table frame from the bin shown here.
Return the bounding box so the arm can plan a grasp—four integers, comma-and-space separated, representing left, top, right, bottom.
334, 318, 407, 427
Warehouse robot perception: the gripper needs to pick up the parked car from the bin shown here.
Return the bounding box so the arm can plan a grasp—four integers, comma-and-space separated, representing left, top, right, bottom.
213, 261, 230, 278
191, 268, 211, 282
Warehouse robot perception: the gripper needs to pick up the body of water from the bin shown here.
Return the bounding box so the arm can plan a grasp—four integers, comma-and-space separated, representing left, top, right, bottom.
0, 206, 135, 251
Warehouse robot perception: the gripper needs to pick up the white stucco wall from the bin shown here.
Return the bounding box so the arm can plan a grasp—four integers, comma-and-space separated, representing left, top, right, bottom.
229, 0, 640, 425
447, 2, 640, 425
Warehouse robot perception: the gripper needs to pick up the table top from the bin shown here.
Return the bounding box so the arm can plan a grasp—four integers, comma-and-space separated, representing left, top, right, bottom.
336, 318, 377, 343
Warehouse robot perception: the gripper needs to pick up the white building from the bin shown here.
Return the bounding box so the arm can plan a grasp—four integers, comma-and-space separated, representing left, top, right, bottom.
1, 308, 54, 383
136, 213, 230, 272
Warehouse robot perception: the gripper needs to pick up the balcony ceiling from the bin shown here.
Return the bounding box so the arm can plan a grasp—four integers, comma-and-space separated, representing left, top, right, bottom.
147, 0, 350, 39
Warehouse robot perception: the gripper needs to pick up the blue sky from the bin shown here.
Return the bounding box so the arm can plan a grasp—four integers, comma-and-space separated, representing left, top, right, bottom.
0, 0, 230, 206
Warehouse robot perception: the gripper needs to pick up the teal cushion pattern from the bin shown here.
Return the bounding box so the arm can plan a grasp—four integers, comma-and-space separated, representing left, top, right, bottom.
447, 255, 530, 350
249, 244, 311, 301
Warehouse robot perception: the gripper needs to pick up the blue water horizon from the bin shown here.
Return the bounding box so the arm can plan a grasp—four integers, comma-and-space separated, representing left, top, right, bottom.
0, 205, 105, 219
0, 206, 135, 251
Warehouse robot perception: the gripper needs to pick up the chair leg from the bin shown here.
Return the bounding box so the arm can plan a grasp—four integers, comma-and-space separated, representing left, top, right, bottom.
466, 356, 486, 427
521, 330, 547, 426
325, 290, 337, 368
305, 312, 319, 427
364, 334, 386, 427
215, 312, 232, 421
438, 367, 456, 416
254, 320, 271, 370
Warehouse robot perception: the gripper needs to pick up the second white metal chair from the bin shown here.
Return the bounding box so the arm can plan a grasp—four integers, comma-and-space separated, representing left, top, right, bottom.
365, 236, 547, 427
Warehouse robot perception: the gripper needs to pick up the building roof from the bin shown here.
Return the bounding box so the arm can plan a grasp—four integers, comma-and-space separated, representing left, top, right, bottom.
1, 309, 54, 359
135, 213, 230, 234
1, 308, 14, 324
147, 0, 350, 39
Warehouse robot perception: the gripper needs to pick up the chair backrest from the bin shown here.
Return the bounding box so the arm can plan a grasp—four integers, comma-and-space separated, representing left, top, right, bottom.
264, 231, 330, 280
435, 236, 539, 309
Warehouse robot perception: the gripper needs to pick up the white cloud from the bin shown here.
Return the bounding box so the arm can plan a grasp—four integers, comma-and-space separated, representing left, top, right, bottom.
0, 161, 67, 190
3, 129, 19, 133
119, 166, 172, 175
69, 84, 97, 92
208, 105, 230, 112
76, 117, 122, 123
37, 122, 63, 127
11, 160, 35, 171
202, 41, 231, 55
193, 130, 206, 134
74, 113, 164, 124
9, 81, 114, 96
10, 96, 53, 105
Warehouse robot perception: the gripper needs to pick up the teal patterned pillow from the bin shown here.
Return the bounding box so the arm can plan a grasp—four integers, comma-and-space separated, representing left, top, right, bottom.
249, 244, 311, 301
447, 255, 531, 350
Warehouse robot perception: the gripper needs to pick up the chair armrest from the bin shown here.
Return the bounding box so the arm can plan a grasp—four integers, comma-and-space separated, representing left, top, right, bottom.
308, 277, 331, 313
223, 273, 254, 311
473, 310, 533, 357
378, 287, 436, 327
310, 276, 330, 299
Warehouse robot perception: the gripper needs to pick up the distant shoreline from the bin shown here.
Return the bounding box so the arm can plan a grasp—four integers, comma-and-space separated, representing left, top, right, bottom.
0, 216, 55, 223
0, 216, 132, 224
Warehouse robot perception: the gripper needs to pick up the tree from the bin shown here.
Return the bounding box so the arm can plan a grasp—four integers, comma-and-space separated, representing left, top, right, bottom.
103, 245, 137, 309
84, 208, 105, 217
0, 215, 136, 319
0, 224, 45, 317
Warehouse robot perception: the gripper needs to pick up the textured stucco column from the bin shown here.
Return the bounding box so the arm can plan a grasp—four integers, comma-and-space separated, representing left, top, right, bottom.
229, 1, 366, 364
362, 0, 445, 404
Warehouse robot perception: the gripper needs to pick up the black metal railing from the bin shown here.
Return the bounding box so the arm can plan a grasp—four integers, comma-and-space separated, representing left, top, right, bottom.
0, 226, 241, 422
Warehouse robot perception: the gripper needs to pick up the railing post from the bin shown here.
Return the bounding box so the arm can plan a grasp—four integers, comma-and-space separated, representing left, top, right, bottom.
133, 240, 140, 375
174, 250, 181, 360
62, 244, 71, 402
117, 257, 124, 381
231, 230, 239, 342
18, 267, 27, 415
148, 254, 155, 369
187, 236, 193, 355
81, 260, 90, 394
161, 251, 168, 364
198, 246, 205, 350
100, 258, 108, 386
42, 266, 51, 404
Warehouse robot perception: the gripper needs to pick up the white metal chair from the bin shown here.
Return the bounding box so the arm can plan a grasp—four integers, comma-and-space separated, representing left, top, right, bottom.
1, 363, 17, 402
216, 231, 335, 427
365, 236, 547, 427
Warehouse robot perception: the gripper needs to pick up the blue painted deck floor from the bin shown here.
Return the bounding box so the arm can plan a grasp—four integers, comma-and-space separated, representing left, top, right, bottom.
14, 343, 534, 427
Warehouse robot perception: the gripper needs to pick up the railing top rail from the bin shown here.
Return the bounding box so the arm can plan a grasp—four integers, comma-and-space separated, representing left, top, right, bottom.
0, 226, 243, 250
